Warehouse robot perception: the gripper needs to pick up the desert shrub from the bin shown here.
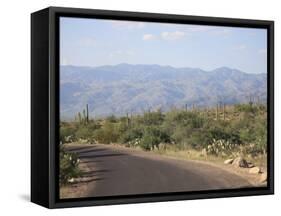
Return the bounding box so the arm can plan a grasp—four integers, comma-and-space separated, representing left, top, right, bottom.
119, 126, 144, 143
115, 119, 130, 135
254, 133, 267, 154
170, 126, 191, 146
75, 126, 93, 141
239, 127, 256, 144
234, 104, 258, 114
139, 133, 160, 150
161, 111, 205, 148
60, 121, 101, 144
257, 104, 267, 112
139, 126, 171, 151
86, 121, 101, 130
127, 138, 142, 147
136, 110, 164, 126
61, 102, 267, 158
59, 145, 81, 185
209, 126, 241, 144
239, 143, 264, 157
73, 121, 101, 143
106, 114, 118, 123
187, 130, 210, 149
60, 125, 77, 143
198, 119, 241, 146
252, 117, 267, 154
93, 121, 119, 144
164, 111, 204, 128
205, 139, 239, 156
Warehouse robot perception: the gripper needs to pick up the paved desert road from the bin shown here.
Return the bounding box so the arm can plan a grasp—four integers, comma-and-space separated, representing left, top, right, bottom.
66, 144, 252, 197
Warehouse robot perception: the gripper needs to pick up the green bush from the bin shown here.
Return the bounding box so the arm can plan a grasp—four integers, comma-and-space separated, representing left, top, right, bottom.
93, 121, 119, 144
164, 111, 204, 128
252, 117, 267, 154
59, 145, 81, 185
106, 114, 118, 123
234, 104, 258, 114
139, 126, 171, 150
139, 110, 164, 126
208, 126, 241, 144
119, 126, 143, 143
60, 125, 77, 143
139, 133, 160, 150
187, 130, 209, 149
205, 139, 239, 156
75, 126, 93, 140
170, 125, 191, 145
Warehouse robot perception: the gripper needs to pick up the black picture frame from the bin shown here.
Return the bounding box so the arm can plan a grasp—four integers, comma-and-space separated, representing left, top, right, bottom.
31, 6, 274, 209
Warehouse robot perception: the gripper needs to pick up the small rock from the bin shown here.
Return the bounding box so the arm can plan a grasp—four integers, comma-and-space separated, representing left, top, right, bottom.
260, 172, 267, 183
247, 162, 255, 168
67, 178, 75, 183
224, 158, 234, 164
249, 166, 261, 174
232, 157, 248, 168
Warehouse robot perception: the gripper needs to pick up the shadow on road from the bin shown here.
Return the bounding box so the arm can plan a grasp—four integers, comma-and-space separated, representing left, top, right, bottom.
77, 170, 110, 184
80, 153, 126, 159
70, 148, 107, 155
82, 169, 110, 176
66, 145, 96, 152
80, 177, 105, 183
82, 160, 104, 164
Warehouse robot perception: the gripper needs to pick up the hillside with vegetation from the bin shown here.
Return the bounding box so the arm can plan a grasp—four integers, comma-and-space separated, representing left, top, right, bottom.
60, 102, 267, 184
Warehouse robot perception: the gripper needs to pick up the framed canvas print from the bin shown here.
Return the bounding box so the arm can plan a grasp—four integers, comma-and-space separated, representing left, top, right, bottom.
31, 7, 274, 208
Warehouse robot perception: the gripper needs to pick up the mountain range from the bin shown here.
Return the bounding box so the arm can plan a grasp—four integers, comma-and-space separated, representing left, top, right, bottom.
60, 64, 267, 120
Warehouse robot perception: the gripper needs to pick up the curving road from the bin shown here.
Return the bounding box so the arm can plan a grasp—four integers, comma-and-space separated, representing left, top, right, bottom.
66, 144, 252, 197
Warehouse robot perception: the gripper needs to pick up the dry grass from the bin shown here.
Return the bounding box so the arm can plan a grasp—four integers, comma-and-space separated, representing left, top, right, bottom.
152, 145, 267, 170
151, 146, 267, 186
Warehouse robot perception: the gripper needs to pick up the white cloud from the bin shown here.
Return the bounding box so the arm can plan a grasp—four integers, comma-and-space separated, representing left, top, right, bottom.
142, 34, 157, 41
186, 26, 232, 36
159, 23, 213, 33
161, 31, 185, 40
258, 49, 267, 55
159, 24, 232, 36
109, 20, 145, 29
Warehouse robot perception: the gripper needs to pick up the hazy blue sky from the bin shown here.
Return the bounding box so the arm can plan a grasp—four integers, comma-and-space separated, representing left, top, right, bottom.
60, 17, 267, 74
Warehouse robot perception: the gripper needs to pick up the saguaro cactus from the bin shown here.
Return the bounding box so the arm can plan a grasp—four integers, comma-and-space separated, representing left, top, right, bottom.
86, 104, 89, 123
249, 95, 254, 107
126, 112, 130, 127
216, 103, 219, 120
223, 103, 226, 120
82, 109, 86, 123
78, 112, 82, 123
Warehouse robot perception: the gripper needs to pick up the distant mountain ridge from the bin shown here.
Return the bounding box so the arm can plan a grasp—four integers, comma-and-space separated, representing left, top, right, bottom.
60, 64, 266, 120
